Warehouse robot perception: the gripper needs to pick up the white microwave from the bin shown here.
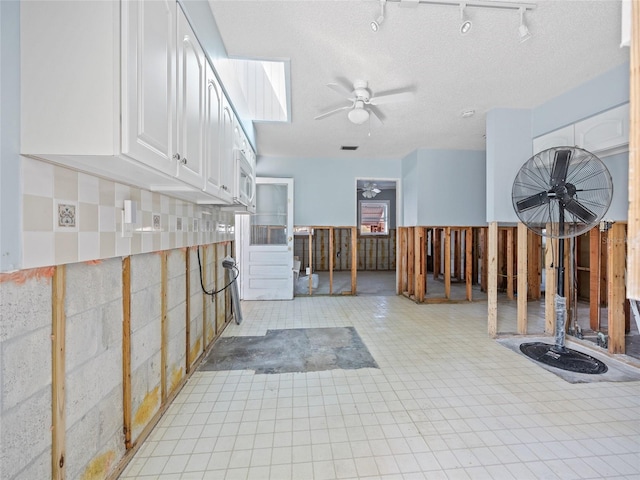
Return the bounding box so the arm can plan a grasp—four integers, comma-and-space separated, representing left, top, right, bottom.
233, 148, 255, 210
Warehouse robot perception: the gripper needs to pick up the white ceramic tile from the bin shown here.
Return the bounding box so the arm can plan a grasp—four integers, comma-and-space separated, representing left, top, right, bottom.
78, 232, 100, 262
78, 172, 100, 204
99, 205, 116, 233
22, 157, 53, 197
22, 231, 55, 269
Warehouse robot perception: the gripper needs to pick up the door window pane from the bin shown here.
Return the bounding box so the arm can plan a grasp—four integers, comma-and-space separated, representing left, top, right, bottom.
250, 183, 288, 245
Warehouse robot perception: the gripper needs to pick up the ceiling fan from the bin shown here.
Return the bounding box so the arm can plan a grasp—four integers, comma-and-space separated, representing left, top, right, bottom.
315, 78, 414, 125
360, 182, 382, 198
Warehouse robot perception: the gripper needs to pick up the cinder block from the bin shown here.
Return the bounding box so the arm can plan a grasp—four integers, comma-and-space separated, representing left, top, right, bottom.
65, 258, 122, 317
0, 271, 52, 342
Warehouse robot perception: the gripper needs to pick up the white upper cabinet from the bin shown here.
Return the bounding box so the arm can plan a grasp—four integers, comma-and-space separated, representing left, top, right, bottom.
532, 125, 575, 154
121, 0, 176, 176
219, 99, 236, 202
174, 8, 206, 188
574, 103, 630, 156
203, 62, 224, 198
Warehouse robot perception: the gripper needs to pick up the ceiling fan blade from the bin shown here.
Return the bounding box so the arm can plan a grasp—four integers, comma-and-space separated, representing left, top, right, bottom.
369, 89, 415, 105
516, 191, 549, 212
368, 105, 385, 125
564, 199, 597, 224
314, 105, 351, 120
550, 149, 571, 188
326, 77, 354, 98
372, 188, 382, 194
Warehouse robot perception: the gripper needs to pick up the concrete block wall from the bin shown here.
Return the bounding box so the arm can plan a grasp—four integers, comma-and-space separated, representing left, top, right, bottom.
0, 241, 234, 479
64, 258, 124, 480
166, 249, 187, 396
130, 253, 163, 443
0, 269, 53, 479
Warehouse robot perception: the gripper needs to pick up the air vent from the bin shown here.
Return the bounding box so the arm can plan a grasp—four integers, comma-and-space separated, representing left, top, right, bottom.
341, 145, 359, 151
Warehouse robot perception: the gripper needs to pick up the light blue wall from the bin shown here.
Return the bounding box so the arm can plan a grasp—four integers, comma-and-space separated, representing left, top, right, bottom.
1, 1, 22, 272
602, 152, 629, 221
256, 156, 400, 226
401, 151, 418, 226
533, 62, 629, 137
486, 109, 533, 223
416, 149, 486, 226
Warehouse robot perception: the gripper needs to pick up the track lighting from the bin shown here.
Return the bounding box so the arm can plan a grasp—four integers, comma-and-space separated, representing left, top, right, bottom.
459, 3, 472, 34
371, 0, 386, 32
518, 7, 532, 42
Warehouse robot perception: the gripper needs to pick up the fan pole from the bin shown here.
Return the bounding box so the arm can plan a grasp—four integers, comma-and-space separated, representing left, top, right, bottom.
553, 208, 567, 353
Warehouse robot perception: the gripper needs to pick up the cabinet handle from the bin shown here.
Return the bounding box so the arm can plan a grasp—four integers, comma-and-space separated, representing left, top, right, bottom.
182, 157, 188, 165
173, 153, 181, 161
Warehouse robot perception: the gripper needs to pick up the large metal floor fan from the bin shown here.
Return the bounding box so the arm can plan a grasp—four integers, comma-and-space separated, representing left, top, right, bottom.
512, 146, 613, 374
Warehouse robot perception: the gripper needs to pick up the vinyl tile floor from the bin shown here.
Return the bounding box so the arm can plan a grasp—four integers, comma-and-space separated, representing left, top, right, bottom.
120, 296, 640, 480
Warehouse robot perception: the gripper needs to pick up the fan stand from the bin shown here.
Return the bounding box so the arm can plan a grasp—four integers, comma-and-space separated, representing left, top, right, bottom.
520, 208, 608, 375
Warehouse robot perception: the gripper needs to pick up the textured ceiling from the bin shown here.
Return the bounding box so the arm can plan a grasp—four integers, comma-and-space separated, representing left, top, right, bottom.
208, 0, 629, 160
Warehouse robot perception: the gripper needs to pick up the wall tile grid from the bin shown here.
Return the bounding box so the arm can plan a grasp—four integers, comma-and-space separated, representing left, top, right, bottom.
21, 157, 235, 269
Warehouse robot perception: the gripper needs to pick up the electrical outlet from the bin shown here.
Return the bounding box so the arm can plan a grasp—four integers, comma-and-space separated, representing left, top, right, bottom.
121, 210, 133, 238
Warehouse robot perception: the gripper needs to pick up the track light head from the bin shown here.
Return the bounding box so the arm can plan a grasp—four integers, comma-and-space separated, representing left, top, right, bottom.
371, 0, 386, 32
459, 3, 472, 34
518, 7, 532, 42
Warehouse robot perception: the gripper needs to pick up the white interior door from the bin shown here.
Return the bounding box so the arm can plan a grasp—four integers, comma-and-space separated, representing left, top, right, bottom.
241, 178, 294, 300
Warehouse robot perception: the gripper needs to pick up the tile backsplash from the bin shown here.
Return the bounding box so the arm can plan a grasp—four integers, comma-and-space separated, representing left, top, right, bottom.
21, 157, 235, 269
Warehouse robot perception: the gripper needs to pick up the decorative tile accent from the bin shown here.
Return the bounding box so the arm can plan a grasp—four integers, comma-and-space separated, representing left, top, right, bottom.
176, 217, 183, 231
58, 203, 76, 228
153, 214, 161, 231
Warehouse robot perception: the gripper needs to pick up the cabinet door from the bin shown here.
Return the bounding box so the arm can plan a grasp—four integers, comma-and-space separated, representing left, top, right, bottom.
219, 101, 235, 202
532, 125, 575, 154
175, 9, 206, 188
575, 103, 629, 155
122, 0, 176, 175
203, 63, 224, 199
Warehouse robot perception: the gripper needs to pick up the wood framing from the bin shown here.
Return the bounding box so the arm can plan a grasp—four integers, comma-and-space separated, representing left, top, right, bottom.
52, 265, 66, 480
465, 227, 473, 301
414, 227, 426, 303
527, 231, 541, 300
161, 251, 168, 402
122, 257, 132, 450
488, 222, 498, 337
308, 232, 313, 294
481, 227, 488, 292
454, 230, 461, 280
517, 223, 528, 334
398, 227, 406, 294
608, 223, 627, 353
185, 249, 191, 374
545, 235, 556, 334
628, 0, 639, 299
329, 227, 334, 294
351, 227, 357, 294
433, 228, 441, 280
506, 228, 514, 300
444, 227, 451, 299
407, 228, 415, 296
589, 227, 601, 331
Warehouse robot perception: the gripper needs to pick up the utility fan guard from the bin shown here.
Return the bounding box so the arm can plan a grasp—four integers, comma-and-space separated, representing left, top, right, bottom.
512, 146, 613, 239
512, 146, 613, 375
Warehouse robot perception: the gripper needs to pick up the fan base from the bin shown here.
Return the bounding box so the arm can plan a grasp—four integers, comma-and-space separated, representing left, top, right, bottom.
519, 342, 607, 375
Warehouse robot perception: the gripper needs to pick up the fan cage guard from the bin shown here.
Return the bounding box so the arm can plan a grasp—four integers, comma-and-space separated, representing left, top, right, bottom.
512, 146, 613, 239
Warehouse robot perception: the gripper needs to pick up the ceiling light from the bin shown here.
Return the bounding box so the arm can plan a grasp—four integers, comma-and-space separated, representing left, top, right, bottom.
459, 3, 472, 34
371, 0, 386, 32
461, 109, 475, 118
518, 7, 532, 42
348, 106, 370, 124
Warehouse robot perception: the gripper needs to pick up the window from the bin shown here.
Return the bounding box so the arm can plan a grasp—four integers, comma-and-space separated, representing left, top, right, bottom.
359, 200, 389, 236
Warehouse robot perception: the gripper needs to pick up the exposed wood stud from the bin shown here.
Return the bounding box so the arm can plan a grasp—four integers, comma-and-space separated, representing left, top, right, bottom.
122, 256, 132, 450
608, 223, 626, 353
329, 227, 334, 294
398, 228, 406, 294
444, 227, 451, 299
161, 251, 168, 402
466, 227, 473, 301
545, 232, 556, 335
589, 227, 601, 331
351, 227, 358, 294
517, 223, 528, 334
185, 248, 191, 374
454, 229, 461, 280
433, 228, 441, 280
415, 227, 426, 303
506, 228, 514, 300
52, 265, 66, 480
308, 231, 313, 295
407, 228, 415, 296
527, 231, 541, 300
481, 227, 488, 292
488, 222, 498, 337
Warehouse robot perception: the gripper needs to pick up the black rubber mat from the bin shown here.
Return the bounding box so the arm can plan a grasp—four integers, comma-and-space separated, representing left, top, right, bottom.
520, 342, 608, 374
200, 327, 379, 374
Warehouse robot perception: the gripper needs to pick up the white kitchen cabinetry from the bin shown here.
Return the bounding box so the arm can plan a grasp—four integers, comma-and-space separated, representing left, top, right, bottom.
121, 0, 176, 176
219, 99, 236, 202
20, 0, 243, 205
532, 125, 575, 153
174, 8, 206, 188
203, 63, 224, 199
574, 103, 629, 156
